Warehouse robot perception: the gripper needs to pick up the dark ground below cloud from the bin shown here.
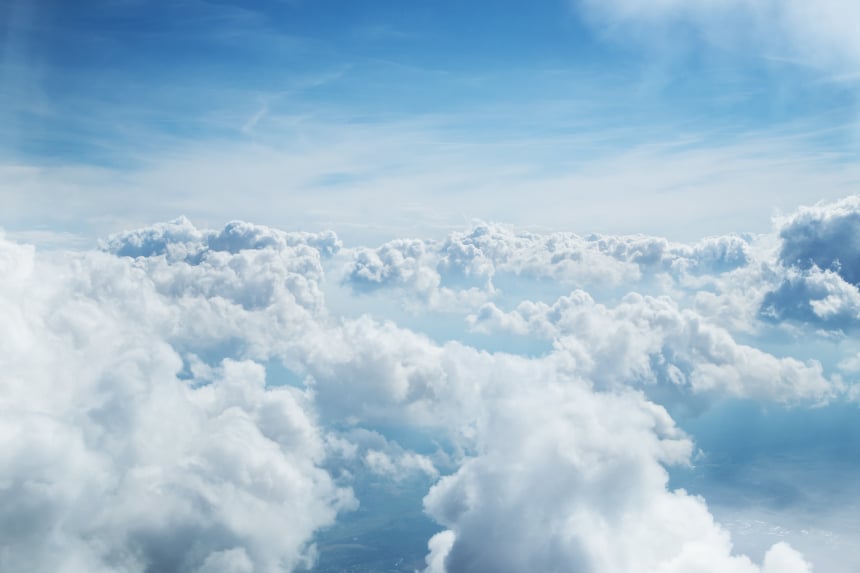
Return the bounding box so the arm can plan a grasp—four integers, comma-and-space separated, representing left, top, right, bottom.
309, 475, 441, 573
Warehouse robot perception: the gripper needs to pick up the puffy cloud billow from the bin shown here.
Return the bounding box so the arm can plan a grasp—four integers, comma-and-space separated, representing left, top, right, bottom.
758, 196, 860, 329
469, 291, 835, 403
421, 382, 812, 573
4, 198, 860, 572
0, 235, 353, 573
342, 222, 752, 311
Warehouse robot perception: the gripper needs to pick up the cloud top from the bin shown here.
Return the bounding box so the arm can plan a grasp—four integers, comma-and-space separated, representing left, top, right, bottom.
6, 196, 860, 571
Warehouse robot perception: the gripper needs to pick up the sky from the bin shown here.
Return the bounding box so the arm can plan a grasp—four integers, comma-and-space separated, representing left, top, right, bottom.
3, 0, 860, 243
2, 2, 860, 573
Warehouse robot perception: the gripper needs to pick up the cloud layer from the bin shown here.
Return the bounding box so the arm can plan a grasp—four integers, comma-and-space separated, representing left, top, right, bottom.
5, 196, 860, 571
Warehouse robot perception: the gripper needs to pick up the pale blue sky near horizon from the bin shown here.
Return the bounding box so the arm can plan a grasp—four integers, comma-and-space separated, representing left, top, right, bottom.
2, 0, 860, 245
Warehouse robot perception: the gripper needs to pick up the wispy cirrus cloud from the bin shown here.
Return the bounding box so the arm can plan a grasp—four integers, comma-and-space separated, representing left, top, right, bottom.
577, 0, 860, 80
4, 111, 860, 249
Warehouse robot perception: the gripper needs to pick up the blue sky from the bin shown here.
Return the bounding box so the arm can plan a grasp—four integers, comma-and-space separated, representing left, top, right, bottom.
3, 0, 860, 243
4, 0, 857, 161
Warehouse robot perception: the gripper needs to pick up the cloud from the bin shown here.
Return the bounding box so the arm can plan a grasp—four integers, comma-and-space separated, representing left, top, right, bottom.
104, 216, 341, 262
759, 196, 860, 329
342, 223, 752, 314
420, 381, 812, 573
0, 233, 354, 573
6, 110, 860, 251
577, 0, 860, 77
438, 224, 750, 283
760, 267, 860, 328
469, 290, 837, 403
343, 238, 489, 311
778, 195, 860, 285
323, 427, 440, 481
5, 202, 853, 571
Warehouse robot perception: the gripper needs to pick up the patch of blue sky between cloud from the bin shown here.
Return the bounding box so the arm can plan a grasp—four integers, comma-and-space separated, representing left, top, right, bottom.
668, 398, 860, 572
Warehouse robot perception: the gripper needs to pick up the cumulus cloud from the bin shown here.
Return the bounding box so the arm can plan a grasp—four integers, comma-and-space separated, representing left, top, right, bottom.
344, 238, 488, 311
3, 203, 846, 572
778, 195, 860, 284
469, 290, 836, 403
326, 428, 440, 481
439, 224, 750, 283
0, 232, 353, 573
104, 216, 341, 262
759, 196, 860, 329
343, 223, 751, 312
420, 381, 812, 573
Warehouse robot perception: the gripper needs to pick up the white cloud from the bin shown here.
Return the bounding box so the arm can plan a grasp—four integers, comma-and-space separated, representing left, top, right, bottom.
777, 195, 860, 285
762, 542, 817, 573
470, 290, 836, 403
758, 196, 860, 329
5, 201, 854, 571
342, 222, 753, 315
578, 0, 860, 77
330, 428, 440, 481
343, 238, 489, 312
0, 233, 354, 573
420, 381, 812, 573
